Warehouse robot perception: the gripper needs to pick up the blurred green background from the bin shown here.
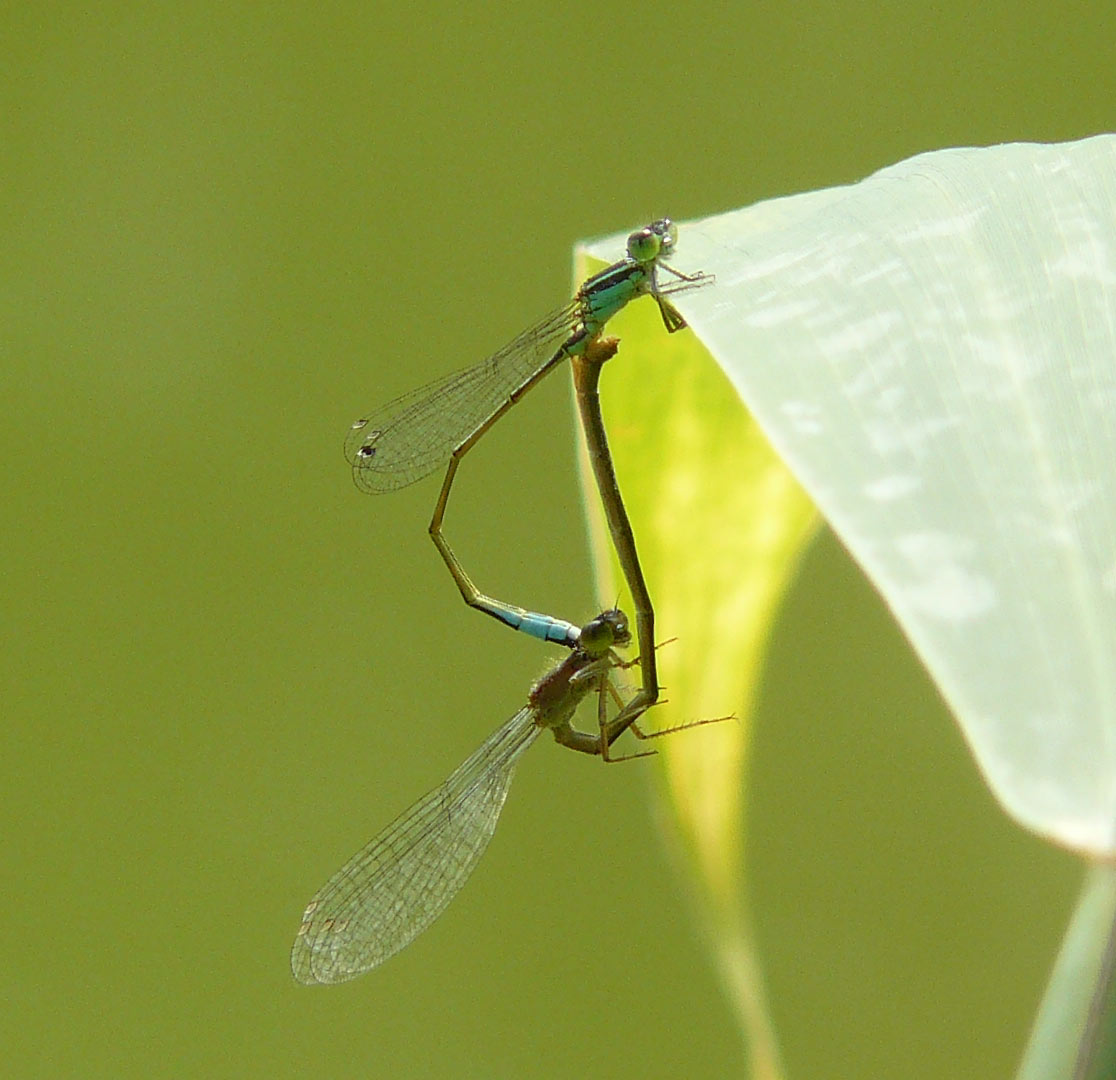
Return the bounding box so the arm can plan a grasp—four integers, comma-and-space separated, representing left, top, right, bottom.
3, 3, 1111, 1078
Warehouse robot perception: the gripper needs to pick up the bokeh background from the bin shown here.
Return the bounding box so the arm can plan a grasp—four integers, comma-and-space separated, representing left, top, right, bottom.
4, 4, 1113, 1077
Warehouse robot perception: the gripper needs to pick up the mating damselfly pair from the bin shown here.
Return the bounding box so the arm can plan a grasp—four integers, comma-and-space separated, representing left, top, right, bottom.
292, 219, 714, 983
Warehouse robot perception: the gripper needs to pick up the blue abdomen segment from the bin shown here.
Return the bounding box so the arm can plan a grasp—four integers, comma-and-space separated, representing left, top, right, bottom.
494, 608, 580, 648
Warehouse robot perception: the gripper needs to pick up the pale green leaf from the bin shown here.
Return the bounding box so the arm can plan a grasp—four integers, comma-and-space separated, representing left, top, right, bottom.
577, 134, 1116, 1073
587, 135, 1116, 858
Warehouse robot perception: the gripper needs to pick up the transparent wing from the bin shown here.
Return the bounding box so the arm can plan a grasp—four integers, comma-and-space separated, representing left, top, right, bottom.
291, 707, 542, 984
344, 301, 582, 492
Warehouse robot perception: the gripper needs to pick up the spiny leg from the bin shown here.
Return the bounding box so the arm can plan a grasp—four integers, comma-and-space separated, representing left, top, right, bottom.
598, 672, 656, 763
600, 661, 733, 749
549, 670, 654, 763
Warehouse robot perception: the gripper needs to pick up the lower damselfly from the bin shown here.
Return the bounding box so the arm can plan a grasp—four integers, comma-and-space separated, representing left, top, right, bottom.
291, 608, 719, 983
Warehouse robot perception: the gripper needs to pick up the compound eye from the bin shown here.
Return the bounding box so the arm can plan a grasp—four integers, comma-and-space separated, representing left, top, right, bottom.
578, 616, 612, 652
612, 615, 630, 644
627, 226, 661, 263
651, 218, 678, 254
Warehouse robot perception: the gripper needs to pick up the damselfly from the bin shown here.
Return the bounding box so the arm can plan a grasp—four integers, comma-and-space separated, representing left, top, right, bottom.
345, 220, 711, 650
291, 608, 721, 982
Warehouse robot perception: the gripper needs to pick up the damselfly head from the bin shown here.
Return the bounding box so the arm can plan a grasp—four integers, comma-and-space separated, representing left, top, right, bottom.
626, 218, 678, 265
578, 608, 631, 654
